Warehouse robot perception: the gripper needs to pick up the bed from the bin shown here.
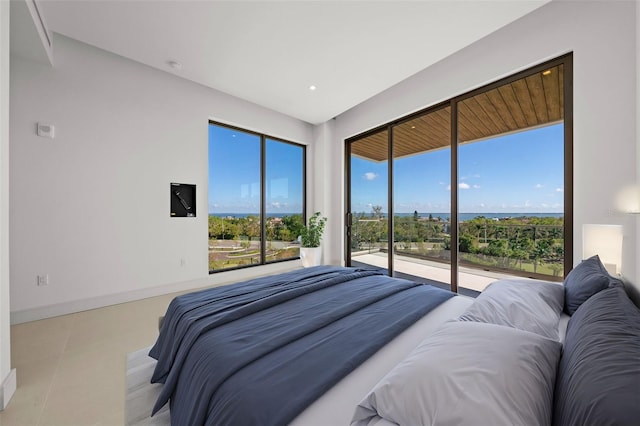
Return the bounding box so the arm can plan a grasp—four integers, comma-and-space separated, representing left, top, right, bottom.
129, 256, 640, 426
130, 265, 472, 426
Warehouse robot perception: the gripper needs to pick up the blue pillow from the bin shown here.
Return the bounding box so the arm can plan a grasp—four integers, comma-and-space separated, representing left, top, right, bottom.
553, 286, 640, 426
563, 255, 622, 315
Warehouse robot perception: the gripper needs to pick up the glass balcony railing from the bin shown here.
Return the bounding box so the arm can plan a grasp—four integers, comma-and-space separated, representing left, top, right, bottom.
350, 216, 564, 285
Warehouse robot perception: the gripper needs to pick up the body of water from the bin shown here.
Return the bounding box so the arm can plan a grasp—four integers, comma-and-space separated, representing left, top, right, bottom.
210, 212, 563, 220
403, 212, 563, 221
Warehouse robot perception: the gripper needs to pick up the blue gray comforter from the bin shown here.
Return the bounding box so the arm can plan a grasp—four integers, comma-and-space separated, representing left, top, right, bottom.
149, 265, 454, 425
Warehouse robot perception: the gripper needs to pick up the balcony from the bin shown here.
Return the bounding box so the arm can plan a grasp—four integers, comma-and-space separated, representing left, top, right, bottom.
352, 251, 521, 296
350, 217, 564, 295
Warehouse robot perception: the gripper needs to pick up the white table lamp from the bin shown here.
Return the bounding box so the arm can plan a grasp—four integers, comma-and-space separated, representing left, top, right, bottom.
582, 224, 623, 275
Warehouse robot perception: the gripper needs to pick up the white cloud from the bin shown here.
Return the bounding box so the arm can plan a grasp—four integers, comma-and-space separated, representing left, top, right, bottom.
448, 182, 471, 190
364, 172, 378, 181
556, 188, 564, 192
473, 184, 481, 189
270, 202, 288, 209
535, 184, 543, 189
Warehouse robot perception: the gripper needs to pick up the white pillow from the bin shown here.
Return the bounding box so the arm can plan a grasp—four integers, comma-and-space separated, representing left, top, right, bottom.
458, 278, 564, 340
351, 321, 561, 426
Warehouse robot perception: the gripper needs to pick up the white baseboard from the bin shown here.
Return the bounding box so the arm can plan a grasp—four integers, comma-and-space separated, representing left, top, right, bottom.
10, 261, 301, 324
0, 368, 16, 411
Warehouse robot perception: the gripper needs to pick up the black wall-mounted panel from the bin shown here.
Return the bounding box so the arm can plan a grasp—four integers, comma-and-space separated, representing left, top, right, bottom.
170, 183, 196, 217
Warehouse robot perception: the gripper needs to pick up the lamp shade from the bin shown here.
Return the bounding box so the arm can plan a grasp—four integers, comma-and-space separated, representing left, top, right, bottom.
582, 224, 623, 275
615, 184, 640, 213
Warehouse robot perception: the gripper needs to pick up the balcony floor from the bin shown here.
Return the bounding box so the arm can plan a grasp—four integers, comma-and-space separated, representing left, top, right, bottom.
352, 252, 523, 295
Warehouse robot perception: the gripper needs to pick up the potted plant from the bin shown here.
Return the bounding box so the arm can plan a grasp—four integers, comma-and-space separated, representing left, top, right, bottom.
299, 212, 327, 267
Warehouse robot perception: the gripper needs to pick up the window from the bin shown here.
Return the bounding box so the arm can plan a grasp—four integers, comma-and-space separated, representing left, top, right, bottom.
346, 54, 572, 293
208, 122, 305, 273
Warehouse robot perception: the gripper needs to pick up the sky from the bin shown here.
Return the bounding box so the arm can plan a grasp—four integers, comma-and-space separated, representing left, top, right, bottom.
208, 124, 303, 214
351, 123, 564, 214
209, 122, 564, 216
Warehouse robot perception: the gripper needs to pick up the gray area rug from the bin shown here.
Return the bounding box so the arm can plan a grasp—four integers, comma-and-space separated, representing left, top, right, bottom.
125, 346, 170, 425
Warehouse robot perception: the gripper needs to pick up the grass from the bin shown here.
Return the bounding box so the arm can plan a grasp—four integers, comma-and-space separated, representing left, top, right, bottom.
208, 244, 300, 271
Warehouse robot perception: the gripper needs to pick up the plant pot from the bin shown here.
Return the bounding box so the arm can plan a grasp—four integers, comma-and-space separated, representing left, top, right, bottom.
300, 247, 322, 267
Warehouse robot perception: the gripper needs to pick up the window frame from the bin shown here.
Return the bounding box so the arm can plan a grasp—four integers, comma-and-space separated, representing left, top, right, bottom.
208, 120, 307, 274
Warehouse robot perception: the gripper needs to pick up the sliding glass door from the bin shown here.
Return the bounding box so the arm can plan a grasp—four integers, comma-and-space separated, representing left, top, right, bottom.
391, 107, 452, 285
456, 64, 567, 293
345, 54, 572, 293
347, 129, 390, 272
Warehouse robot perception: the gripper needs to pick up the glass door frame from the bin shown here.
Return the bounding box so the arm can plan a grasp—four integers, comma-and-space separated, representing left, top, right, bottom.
345, 53, 573, 292
345, 126, 393, 274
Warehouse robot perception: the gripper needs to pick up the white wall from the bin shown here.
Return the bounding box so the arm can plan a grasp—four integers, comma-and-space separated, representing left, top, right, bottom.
10, 34, 313, 321
327, 1, 639, 293
0, 0, 16, 410
10, 1, 639, 319
310, 120, 337, 261
636, 0, 639, 302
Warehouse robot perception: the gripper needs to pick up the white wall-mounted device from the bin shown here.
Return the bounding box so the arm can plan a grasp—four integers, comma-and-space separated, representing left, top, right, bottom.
36, 122, 55, 138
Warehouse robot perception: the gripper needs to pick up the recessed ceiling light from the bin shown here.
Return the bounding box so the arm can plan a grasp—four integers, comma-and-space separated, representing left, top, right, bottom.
309, 85, 317, 91
168, 60, 182, 70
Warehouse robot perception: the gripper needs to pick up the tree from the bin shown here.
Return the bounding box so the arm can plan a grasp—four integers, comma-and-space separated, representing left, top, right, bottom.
531, 239, 552, 273
443, 235, 451, 251
458, 234, 476, 253
266, 219, 278, 241
208, 215, 223, 238
510, 247, 529, 270
208, 216, 238, 240
359, 221, 378, 252
394, 217, 409, 245
243, 216, 261, 240
282, 214, 304, 240
371, 205, 383, 219
278, 228, 292, 242
484, 239, 511, 268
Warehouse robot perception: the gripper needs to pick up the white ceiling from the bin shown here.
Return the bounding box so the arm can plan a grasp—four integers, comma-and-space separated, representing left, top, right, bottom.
34, 0, 550, 125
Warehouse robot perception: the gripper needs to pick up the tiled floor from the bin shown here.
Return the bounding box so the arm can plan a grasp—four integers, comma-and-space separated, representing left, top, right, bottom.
0, 291, 181, 426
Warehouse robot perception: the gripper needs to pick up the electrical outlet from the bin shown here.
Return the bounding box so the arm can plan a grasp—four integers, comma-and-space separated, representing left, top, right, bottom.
37, 275, 49, 286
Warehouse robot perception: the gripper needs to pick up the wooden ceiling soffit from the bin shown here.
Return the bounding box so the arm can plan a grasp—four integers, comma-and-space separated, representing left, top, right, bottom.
351, 65, 563, 162
351, 130, 389, 162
